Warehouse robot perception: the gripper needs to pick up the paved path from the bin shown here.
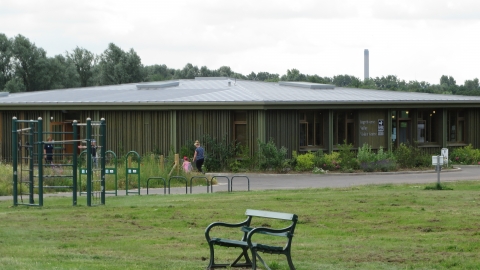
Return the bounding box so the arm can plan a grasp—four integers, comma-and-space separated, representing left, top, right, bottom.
2, 166, 479, 203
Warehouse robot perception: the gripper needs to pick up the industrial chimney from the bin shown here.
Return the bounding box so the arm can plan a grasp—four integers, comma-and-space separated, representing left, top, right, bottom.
364, 49, 369, 80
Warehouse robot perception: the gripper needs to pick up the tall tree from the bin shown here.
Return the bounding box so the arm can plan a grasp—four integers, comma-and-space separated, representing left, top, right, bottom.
256, 72, 279, 82
124, 48, 144, 82
98, 43, 125, 85
440, 75, 456, 87
10, 34, 49, 91
333, 74, 361, 88
199, 66, 212, 77
464, 78, 479, 91
98, 43, 144, 85
144, 64, 174, 81
48, 54, 80, 89
217, 66, 233, 77
282, 68, 306, 81
174, 63, 199, 79
0, 33, 12, 91
67, 47, 95, 87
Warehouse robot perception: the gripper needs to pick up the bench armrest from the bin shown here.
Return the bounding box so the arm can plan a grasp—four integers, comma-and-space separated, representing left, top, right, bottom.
243, 226, 292, 238
246, 226, 294, 249
205, 218, 251, 242
247, 226, 294, 239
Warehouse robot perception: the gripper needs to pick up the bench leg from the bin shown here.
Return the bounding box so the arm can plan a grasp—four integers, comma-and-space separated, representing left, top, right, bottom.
207, 242, 216, 269
251, 250, 271, 270
207, 244, 252, 269
231, 246, 253, 267
285, 252, 296, 270
251, 249, 296, 270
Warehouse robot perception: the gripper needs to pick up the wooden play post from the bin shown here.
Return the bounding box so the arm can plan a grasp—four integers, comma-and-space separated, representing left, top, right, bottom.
168, 154, 180, 177
175, 154, 179, 174
160, 155, 164, 170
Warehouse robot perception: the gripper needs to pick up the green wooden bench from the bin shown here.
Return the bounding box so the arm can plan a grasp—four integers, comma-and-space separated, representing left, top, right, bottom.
205, 209, 298, 270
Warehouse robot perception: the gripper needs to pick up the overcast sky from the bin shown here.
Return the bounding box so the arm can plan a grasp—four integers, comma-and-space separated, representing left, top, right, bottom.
1, 0, 479, 84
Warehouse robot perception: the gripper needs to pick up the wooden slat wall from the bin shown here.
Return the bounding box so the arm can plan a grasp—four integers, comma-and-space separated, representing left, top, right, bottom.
467, 109, 480, 148
176, 110, 232, 153
93, 111, 171, 157
246, 111, 259, 156
265, 110, 298, 158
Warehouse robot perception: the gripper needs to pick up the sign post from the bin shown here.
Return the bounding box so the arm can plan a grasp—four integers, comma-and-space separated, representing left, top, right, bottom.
432, 155, 444, 186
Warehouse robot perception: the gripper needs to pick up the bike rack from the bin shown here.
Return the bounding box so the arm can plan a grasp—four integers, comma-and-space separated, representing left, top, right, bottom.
147, 177, 167, 195
210, 175, 230, 193
230, 175, 250, 192
168, 176, 188, 194
190, 176, 210, 193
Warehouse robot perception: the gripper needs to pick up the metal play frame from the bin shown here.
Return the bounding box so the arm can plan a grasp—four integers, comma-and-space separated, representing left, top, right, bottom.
12, 117, 106, 206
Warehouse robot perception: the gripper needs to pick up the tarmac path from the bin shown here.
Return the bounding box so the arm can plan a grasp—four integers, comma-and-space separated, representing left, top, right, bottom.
1, 165, 479, 203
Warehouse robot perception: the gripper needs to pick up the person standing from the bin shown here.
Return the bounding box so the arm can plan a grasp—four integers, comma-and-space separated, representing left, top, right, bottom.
182, 156, 193, 173
193, 140, 205, 173
91, 139, 98, 167
44, 136, 54, 164
78, 139, 98, 167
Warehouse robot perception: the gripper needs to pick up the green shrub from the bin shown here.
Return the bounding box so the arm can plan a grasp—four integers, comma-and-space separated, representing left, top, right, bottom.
376, 147, 397, 172
451, 144, 480, 165
394, 143, 415, 168
295, 151, 315, 171
415, 154, 432, 168
228, 160, 241, 173
234, 145, 257, 171
258, 139, 288, 173
0, 162, 13, 196
394, 143, 431, 169
358, 144, 396, 172
318, 152, 341, 171
179, 140, 196, 160
337, 141, 359, 171
312, 150, 324, 167
202, 134, 239, 172
357, 143, 376, 172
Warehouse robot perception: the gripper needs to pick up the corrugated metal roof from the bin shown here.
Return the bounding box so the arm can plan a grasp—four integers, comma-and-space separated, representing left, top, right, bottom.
1, 79, 480, 107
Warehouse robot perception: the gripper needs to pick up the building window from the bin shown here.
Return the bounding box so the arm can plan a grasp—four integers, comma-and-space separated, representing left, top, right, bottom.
417, 110, 438, 144
334, 111, 355, 145
448, 110, 465, 143
391, 110, 412, 147
234, 112, 247, 146
299, 111, 323, 148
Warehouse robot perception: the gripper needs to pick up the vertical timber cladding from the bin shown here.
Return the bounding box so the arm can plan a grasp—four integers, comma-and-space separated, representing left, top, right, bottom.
265, 110, 299, 159
358, 110, 388, 149
467, 109, 480, 148
246, 111, 259, 156
98, 111, 171, 157
176, 110, 233, 154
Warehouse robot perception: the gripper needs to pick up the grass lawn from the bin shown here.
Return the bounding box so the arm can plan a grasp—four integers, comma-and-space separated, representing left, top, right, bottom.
0, 181, 479, 269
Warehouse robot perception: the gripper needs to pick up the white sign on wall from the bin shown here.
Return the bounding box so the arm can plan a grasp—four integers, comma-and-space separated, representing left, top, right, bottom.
378, 119, 384, 136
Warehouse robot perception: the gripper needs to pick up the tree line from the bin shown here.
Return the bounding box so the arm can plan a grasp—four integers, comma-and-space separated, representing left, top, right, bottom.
1, 33, 479, 95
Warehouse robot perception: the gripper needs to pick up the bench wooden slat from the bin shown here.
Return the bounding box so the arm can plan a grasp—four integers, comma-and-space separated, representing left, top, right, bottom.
245, 209, 296, 221
211, 238, 249, 247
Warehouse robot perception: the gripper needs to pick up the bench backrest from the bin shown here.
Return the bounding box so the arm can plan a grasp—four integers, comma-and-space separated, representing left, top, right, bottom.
245, 209, 297, 222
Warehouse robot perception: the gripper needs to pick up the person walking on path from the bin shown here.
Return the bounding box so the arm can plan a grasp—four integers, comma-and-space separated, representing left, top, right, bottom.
193, 140, 205, 173
44, 136, 54, 164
